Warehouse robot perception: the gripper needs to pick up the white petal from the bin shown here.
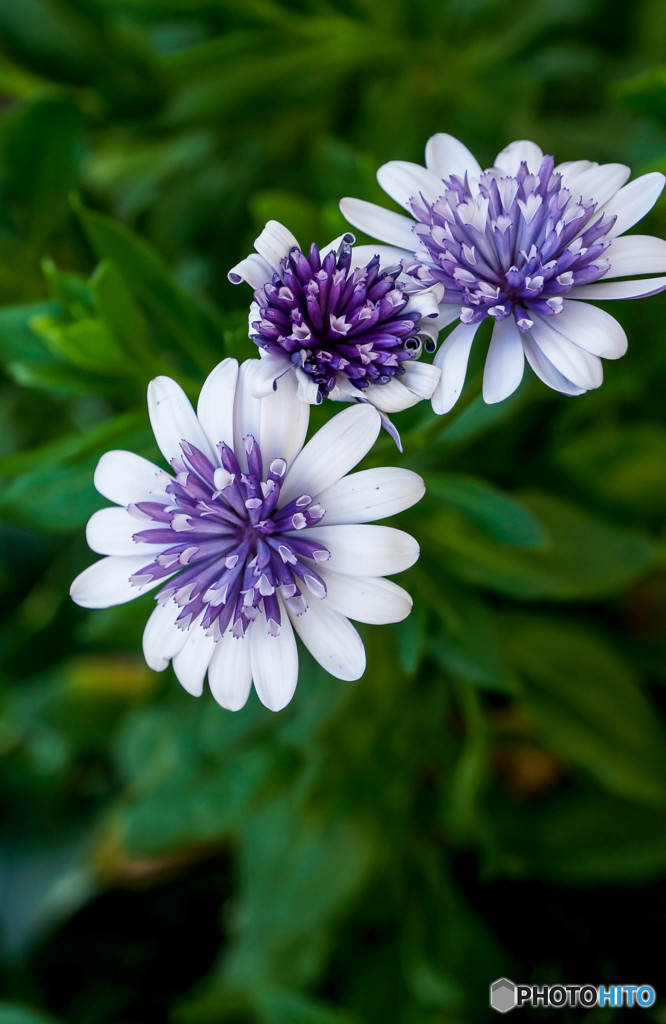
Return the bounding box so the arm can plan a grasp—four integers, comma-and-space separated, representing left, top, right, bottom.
376, 161, 445, 211
364, 378, 423, 413
248, 352, 291, 398
482, 319, 525, 404
494, 140, 544, 175
86, 506, 166, 557
196, 357, 238, 455
547, 301, 627, 359
339, 197, 418, 249
296, 371, 320, 404
523, 333, 586, 396
259, 364, 310, 469
600, 172, 666, 237
148, 376, 215, 467
424, 133, 482, 180
142, 599, 188, 672
404, 287, 441, 318
529, 316, 603, 389
565, 163, 630, 206
318, 570, 412, 624
249, 604, 298, 711
288, 600, 365, 681
208, 634, 253, 711
319, 231, 355, 259
303, 524, 419, 576
604, 234, 666, 278
400, 360, 442, 398
568, 276, 666, 300
554, 160, 597, 189
172, 625, 217, 697
417, 304, 461, 341
280, 404, 380, 506
227, 253, 274, 289
349, 243, 412, 269
94, 450, 171, 506
431, 320, 478, 414
253, 220, 300, 272
70, 556, 166, 609
317, 466, 424, 524
233, 360, 264, 470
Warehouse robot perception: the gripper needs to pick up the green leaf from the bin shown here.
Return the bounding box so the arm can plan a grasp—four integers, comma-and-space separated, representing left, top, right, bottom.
71, 195, 218, 372
0, 301, 60, 364
424, 472, 547, 548
0, 1005, 63, 1024
0, 461, 102, 531
90, 258, 155, 361
29, 314, 131, 375
502, 614, 666, 803
427, 491, 653, 600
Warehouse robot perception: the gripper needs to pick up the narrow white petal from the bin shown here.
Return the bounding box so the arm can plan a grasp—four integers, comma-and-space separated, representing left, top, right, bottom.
142, 599, 188, 672
376, 161, 445, 211
604, 234, 666, 278
303, 524, 419, 576
70, 556, 166, 609
424, 133, 482, 180
196, 358, 239, 454
600, 172, 666, 237
172, 625, 217, 697
523, 333, 586, 396
566, 163, 630, 206
317, 466, 424, 524
529, 316, 603, 389
494, 140, 544, 175
417, 304, 461, 341
568, 276, 666, 300
253, 220, 300, 272
482, 319, 525, 404
431, 320, 478, 414
296, 371, 320, 404
208, 634, 253, 711
318, 570, 412, 625
349, 243, 412, 268
148, 376, 215, 467
249, 605, 298, 711
233, 360, 264, 470
227, 252, 274, 289
288, 600, 365, 681
280, 404, 380, 506
547, 301, 627, 359
339, 197, 418, 250
86, 506, 166, 557
94, 450, 170, 506
259, 364, 310, 469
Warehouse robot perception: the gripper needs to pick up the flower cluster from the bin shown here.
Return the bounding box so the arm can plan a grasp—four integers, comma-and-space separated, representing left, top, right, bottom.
72, 133, 666, 710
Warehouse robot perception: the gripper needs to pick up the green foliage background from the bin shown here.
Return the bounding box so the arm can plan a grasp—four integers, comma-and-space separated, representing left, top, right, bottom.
1, 1, 666, 1021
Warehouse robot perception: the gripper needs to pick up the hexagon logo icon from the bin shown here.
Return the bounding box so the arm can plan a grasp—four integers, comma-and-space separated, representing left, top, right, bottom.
490, 978, 517, 1013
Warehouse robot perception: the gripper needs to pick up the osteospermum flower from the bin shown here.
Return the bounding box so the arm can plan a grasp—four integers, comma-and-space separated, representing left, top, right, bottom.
70, 359, 423, 712
228, 220, 442, 425
340, 135, 666, 412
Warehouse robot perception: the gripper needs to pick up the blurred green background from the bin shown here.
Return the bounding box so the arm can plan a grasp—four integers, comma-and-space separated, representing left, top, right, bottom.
1, 0, 666, 1021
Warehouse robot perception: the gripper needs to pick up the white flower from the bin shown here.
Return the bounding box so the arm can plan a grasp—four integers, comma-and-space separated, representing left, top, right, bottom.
70, 359, 423, 712
227, 220, 441, 422
340, 135, 666, 413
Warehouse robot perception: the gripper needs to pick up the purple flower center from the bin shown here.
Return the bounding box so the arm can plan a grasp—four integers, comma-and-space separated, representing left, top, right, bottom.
128, 437, 329, 639
251, 236, 425, 401
407, 155, 616, 332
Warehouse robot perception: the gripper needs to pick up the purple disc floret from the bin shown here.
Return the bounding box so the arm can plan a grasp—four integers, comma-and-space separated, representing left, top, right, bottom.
251, 236, 426, 401
407, 155, 616, 332
128, 436, 329, 639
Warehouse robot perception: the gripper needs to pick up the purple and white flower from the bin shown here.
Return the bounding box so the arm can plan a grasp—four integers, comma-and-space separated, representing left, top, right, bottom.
228, 220, 442, 420
70, 359, 423, 712
340, 135, 666, 413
